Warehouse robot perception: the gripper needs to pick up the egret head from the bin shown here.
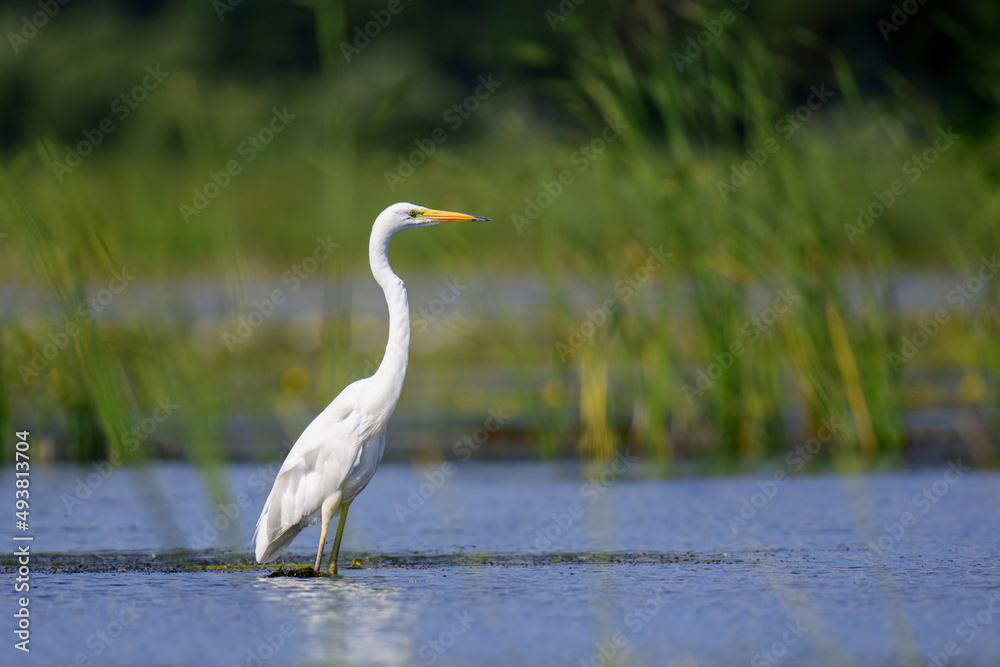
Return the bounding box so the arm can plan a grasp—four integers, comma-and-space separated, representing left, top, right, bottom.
377, 202, 490, 233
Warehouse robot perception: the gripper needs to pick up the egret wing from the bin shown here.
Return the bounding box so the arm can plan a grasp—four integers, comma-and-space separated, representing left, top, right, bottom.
253, 400, 364, 562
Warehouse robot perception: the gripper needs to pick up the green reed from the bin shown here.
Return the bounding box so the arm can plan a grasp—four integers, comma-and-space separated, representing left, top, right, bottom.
1, 4, 996, 471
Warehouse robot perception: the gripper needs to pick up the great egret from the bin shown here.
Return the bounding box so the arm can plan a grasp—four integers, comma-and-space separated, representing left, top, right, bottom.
253, 202, 489, 575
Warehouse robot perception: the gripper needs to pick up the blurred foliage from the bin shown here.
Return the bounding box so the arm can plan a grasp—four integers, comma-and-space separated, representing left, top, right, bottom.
0, 0, 998, 470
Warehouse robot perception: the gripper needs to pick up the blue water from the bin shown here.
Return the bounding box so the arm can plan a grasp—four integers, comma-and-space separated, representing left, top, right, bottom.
2, 460, 999, 666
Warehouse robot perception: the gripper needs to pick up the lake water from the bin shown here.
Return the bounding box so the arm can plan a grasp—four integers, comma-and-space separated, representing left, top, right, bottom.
2, 460, 999, 666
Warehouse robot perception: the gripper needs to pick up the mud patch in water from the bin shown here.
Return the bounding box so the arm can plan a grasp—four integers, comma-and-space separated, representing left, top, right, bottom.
0, 549, 745, 574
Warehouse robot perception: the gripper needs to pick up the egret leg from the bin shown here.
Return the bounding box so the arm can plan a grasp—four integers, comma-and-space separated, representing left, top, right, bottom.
315, 500, 336, 573
314, 522, 329, 573
327, 500, 352, 575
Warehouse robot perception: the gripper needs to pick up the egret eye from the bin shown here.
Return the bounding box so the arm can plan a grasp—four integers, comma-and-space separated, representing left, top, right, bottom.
408, 209, 419, 218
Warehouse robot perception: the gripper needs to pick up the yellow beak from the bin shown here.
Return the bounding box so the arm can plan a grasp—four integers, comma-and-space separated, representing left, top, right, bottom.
421, 208, 490, 222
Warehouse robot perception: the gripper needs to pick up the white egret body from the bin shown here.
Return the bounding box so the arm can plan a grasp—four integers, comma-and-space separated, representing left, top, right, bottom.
253, 203, 489, 574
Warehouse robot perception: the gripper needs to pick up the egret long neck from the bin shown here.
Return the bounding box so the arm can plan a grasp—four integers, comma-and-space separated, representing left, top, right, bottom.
369, 225, 410, 411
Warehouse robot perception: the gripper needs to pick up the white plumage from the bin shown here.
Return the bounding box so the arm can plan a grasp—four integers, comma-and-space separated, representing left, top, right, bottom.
253, 202, 489, 574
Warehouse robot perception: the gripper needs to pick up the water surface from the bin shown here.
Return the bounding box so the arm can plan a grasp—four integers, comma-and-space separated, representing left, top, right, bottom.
2, 461, 999, 666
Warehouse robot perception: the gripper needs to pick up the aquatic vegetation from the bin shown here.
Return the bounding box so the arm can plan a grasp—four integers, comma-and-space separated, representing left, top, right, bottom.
1, 4, 997, 471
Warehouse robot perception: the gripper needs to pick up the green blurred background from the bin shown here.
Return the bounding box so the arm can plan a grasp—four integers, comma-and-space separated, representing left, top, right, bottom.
1, 0, 998, 474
